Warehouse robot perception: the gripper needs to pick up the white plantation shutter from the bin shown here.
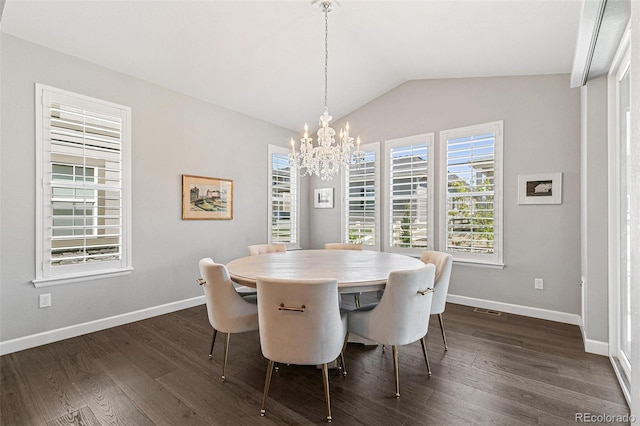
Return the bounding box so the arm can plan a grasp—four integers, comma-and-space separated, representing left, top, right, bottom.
384, 134, 434, 256
35, 84, 132, 285
343, 142, 379, 248
269, 145, 298, 247
440, 121, 503, 265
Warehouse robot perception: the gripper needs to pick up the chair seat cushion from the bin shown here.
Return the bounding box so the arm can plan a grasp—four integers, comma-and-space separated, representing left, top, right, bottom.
233, 283, 257, 295
351, 302, 377, 312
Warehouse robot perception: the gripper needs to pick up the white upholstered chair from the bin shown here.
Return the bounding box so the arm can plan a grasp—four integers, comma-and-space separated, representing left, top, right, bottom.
248, 243, 287, 256
420, 250, 454, 350
256, 276, 348, 423
348, 265, 435, 398
197, 258, 259, 381
240, 244, 286, 297
242, 245, 287, 298
323, 242, 362, 251
324, 243, 363, 307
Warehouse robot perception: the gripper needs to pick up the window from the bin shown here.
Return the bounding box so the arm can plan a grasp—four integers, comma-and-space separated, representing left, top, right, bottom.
384, 134, 434, 256
268, 145, 299, 248
34, 84, 132, 286
52, 164, 98, 238
440, 121, 503, 265
607, 29, 631, 394
342, 142, 379, 249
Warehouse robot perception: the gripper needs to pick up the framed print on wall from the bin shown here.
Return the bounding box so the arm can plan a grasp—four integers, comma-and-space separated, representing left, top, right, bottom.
314, 187, 334, 209
182, 174, 233, 220
517, 172, 562, 205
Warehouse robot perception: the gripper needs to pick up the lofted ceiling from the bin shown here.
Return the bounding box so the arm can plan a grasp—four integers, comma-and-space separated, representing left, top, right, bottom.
0, 0, 583, 131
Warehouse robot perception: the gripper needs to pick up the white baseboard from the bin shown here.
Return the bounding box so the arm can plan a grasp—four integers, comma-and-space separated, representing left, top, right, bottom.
447, 294, 582, 325
2, 294, 607, 357
578, 319, 610, 356
0, 296, 205, 356
449, 294, 609, 356
584, 338, 609, 356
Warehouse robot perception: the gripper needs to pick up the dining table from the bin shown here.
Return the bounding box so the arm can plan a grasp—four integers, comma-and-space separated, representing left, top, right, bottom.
226, 249, 425, 293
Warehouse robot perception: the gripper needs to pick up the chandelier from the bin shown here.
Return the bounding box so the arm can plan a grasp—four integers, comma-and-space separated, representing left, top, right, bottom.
289, 0, 363, 181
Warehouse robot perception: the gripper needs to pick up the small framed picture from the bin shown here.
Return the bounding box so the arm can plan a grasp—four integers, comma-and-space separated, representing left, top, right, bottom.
182, 174, 233, 220
314, 188, 334, 209
518, 172, 562, 205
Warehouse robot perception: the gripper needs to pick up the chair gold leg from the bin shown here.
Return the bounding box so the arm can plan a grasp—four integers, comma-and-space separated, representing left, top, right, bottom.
221, 333, 230, 381
420, 337, 432, 377
208, 329, 217, 359
438, 313, 448, 351
392, 346, 400, 398
339, 332, 348, 377
260, 360, 274, 416
354, 294, 360, 308
321, 363, 332, 422
341, 332, 350, 354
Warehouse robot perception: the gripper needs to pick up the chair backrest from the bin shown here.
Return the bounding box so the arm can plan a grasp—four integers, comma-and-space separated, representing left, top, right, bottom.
365, 265, 435, 346
324, 243, 363, 251
248, 243, 287, 256
420, 251, 453, 315
198, 258, 259, 334
256, 277, 344, 365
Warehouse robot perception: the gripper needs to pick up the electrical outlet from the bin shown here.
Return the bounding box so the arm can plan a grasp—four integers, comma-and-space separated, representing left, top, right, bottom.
39, 293, 51, 308
534, 278, 544, 290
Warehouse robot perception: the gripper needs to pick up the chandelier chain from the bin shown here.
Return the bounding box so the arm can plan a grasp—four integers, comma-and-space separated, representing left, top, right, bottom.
324, 4, 329, 112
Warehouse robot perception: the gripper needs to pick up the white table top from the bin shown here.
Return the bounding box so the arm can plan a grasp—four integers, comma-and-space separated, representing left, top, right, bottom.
226, 249, 425, 293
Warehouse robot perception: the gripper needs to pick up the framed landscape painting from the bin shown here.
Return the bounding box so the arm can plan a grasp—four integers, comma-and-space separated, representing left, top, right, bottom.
182, 175, 233, 220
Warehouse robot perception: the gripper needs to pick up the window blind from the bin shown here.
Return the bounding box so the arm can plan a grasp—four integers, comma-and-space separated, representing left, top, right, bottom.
271, 152, 297, 244
47, 100, 123, 268
344, 149, 377, 246
388, 143, 429, 249
445, 132, 495, 254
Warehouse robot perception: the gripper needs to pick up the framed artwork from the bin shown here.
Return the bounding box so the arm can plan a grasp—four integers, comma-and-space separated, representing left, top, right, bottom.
314, 187, 334, 209
518, 172, 562, 205
182, 174, 233, 220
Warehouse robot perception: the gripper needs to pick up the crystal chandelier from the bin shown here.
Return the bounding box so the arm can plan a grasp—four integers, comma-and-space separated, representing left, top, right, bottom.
289, 0, 363, 181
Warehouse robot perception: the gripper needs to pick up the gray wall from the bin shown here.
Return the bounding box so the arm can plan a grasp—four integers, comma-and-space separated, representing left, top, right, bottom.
580, 76, 609, 344
311, 75, 582, 315
0, 34, 306, 342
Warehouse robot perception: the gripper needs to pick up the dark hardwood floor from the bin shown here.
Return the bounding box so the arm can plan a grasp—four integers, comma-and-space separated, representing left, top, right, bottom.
1, 302, 630, 425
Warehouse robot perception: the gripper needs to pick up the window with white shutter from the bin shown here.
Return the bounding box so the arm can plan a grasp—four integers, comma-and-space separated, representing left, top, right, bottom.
440, 121, 503, 265
268, 145, 299, 248
384, 134, 434, 256
34, 84, 132, 286
343, 142, 379, 249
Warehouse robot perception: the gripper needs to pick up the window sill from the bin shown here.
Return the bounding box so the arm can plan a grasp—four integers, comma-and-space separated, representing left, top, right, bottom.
452, 259, 505, 269
32, 267, 134, 288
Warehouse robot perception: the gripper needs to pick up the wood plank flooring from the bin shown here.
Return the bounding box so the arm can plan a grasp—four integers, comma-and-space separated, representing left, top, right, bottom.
1, 302, 630, 425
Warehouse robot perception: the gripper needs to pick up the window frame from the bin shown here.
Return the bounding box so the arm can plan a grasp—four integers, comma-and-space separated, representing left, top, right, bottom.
383, 133, 435, 257
34, 83, 133, 287
439, 120, 504, 266
341, 141, 380, 251
606, 27, 631, 395
268, 144, 300, 250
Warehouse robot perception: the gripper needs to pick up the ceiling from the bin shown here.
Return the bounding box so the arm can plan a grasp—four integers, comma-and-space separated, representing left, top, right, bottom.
0, 0, 583, 131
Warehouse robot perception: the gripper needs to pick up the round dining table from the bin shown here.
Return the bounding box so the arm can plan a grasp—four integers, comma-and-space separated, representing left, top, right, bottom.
226, 249, 425, 293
